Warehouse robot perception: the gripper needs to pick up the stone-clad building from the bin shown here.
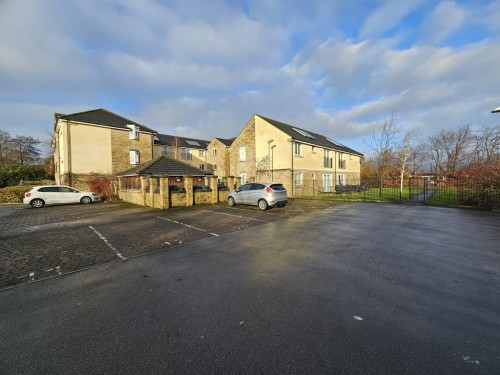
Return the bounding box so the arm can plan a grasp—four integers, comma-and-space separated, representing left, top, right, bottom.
53, 109, 156, 188
53, 109, 362, 197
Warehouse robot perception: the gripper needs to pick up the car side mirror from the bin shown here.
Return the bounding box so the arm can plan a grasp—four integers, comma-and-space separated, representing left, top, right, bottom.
235, 188, 240, 193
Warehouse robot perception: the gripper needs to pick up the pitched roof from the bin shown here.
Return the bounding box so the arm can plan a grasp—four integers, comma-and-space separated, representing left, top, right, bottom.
256, 115, 363, 156
154, 134, 211, 149
116, 156, 211, 177
214, 137, 236, 147
55, 109, 157, 134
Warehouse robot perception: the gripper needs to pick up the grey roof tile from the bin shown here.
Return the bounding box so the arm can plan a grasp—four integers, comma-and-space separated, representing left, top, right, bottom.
257, 115, 363, 156
117, 156, 211, 177
56, 109, 157, 134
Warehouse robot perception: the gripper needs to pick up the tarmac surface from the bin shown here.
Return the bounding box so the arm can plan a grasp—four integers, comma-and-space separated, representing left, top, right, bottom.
0, 199, 346, 289
0, 201, 499, 374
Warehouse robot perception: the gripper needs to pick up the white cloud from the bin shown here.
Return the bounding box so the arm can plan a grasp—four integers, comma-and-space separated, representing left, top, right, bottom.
419, 1, 466, 45
0, 0, 499, 158
360, 0, 425, 38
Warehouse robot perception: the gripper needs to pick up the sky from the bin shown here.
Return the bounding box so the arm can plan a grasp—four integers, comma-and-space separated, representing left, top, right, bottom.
1, 0, 499, 156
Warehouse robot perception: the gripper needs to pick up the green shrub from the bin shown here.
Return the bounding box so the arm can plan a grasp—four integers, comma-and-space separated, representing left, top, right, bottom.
0, 166, 50, 188
0, 185, 35, 204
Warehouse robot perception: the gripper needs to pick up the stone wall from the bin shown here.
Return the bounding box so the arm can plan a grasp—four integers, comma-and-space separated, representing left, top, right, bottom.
118, 175, 222, 209
111, 130, 154, 174
229, 116, 256, 182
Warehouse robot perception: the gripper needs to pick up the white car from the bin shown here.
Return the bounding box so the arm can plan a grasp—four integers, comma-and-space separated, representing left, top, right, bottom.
23, 185, 100, 208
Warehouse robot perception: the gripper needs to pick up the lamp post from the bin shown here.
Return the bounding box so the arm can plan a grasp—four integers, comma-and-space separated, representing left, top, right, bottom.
271, 145, 276, 181
267, 139, 274, 179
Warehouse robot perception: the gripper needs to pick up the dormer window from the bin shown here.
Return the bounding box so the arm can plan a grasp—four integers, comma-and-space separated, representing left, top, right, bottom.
127, 124, 139, 140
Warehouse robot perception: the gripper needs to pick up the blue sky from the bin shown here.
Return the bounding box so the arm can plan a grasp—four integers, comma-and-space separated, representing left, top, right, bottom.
1, 0, 499, 156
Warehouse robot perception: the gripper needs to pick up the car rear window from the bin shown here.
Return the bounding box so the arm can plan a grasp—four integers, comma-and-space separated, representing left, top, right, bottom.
270, 184, 286, 191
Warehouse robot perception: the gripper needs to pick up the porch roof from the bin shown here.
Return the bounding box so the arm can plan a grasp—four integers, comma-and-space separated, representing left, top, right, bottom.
116, 156, 212, 177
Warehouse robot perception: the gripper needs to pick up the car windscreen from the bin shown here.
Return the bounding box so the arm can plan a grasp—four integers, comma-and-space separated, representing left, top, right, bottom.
270, 184, 286, 191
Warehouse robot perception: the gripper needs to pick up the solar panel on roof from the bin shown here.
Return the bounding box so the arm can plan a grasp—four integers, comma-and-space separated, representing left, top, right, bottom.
186, 140, 201, 146
292, 127, 316, 139
326, 137, 346, 147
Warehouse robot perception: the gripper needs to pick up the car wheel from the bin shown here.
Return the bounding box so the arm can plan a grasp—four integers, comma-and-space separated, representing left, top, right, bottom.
228, 196, 236, 206
258, 199, 268, 211
80, 196, 92, 204
30, 199, 45, 208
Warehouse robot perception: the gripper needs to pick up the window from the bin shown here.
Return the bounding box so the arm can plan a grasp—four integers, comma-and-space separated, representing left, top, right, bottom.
294, 172, 303, 186
324, 150, 332, 168
199, 150, 205, 157
199, 164, 205, 170
311, 146, 316, 154
212, 163, 217, 170
339, 153, 346, 169
294, 142, 302, 156
39, 186, 59, 193
338, 174, 345, 185
239, 146, 246, 161
181, 148, 192, 160
129, 150, 140, 165
250, 183, 265, 190
240, 173, 247, 184
127, 124, 139, 140
212, 148, 217, 156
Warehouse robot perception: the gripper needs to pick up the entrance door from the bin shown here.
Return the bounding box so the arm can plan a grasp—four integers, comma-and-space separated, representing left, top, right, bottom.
322, 174, 332, 193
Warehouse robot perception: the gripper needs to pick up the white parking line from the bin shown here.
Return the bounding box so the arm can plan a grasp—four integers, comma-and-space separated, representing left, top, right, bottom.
156, 216, 219, 237
89, 226, 127, 261
200, 209, 267, 222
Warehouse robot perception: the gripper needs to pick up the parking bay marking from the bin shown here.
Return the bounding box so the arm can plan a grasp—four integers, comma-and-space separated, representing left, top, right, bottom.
156, 216, 219, 237
89, 225, 127, 261
200, 209, 267, 222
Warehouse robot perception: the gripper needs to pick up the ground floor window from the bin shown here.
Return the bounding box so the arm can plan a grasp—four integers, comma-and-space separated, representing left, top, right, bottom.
121, 176, 141, 190
322, 174, 333, 192
240, 172, 247, 185
338, 174, 345, 186
294, 172, 303, 186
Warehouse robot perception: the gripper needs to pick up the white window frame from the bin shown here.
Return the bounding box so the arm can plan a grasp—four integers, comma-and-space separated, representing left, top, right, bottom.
322, 174, 333, 192
294, 172, 303, 186
212, 148, 217, 156
181, 148, 192, 160
240, 172, 247, 185
199, 150, 205, 157
127, 124, 139, 140
199, 164, 205, 170
294, 142, 302, 156
129, 150, 140, 165
239, 146, 246, 161
212, 163, 217, 170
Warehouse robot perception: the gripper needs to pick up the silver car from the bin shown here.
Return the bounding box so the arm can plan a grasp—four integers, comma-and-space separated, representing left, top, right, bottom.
227, 182, 288, 210
23, 185, 100, 208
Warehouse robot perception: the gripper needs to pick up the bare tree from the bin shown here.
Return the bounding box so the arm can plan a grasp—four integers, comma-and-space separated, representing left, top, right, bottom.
425, 125, 474, 175
0, 130, 12, 168
471, 124, 499, 165
9, 136, 41, 167
364, 111, 402, 196
395, 129, 420, 194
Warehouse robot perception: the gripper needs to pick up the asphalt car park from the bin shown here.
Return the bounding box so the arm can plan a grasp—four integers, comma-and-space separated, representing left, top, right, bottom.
1, 201, 498, 374
0, 199, 347, 289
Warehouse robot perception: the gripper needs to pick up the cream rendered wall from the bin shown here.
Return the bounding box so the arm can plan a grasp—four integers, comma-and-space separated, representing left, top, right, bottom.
254, 116, 292, 176
70, 124, 112, 174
